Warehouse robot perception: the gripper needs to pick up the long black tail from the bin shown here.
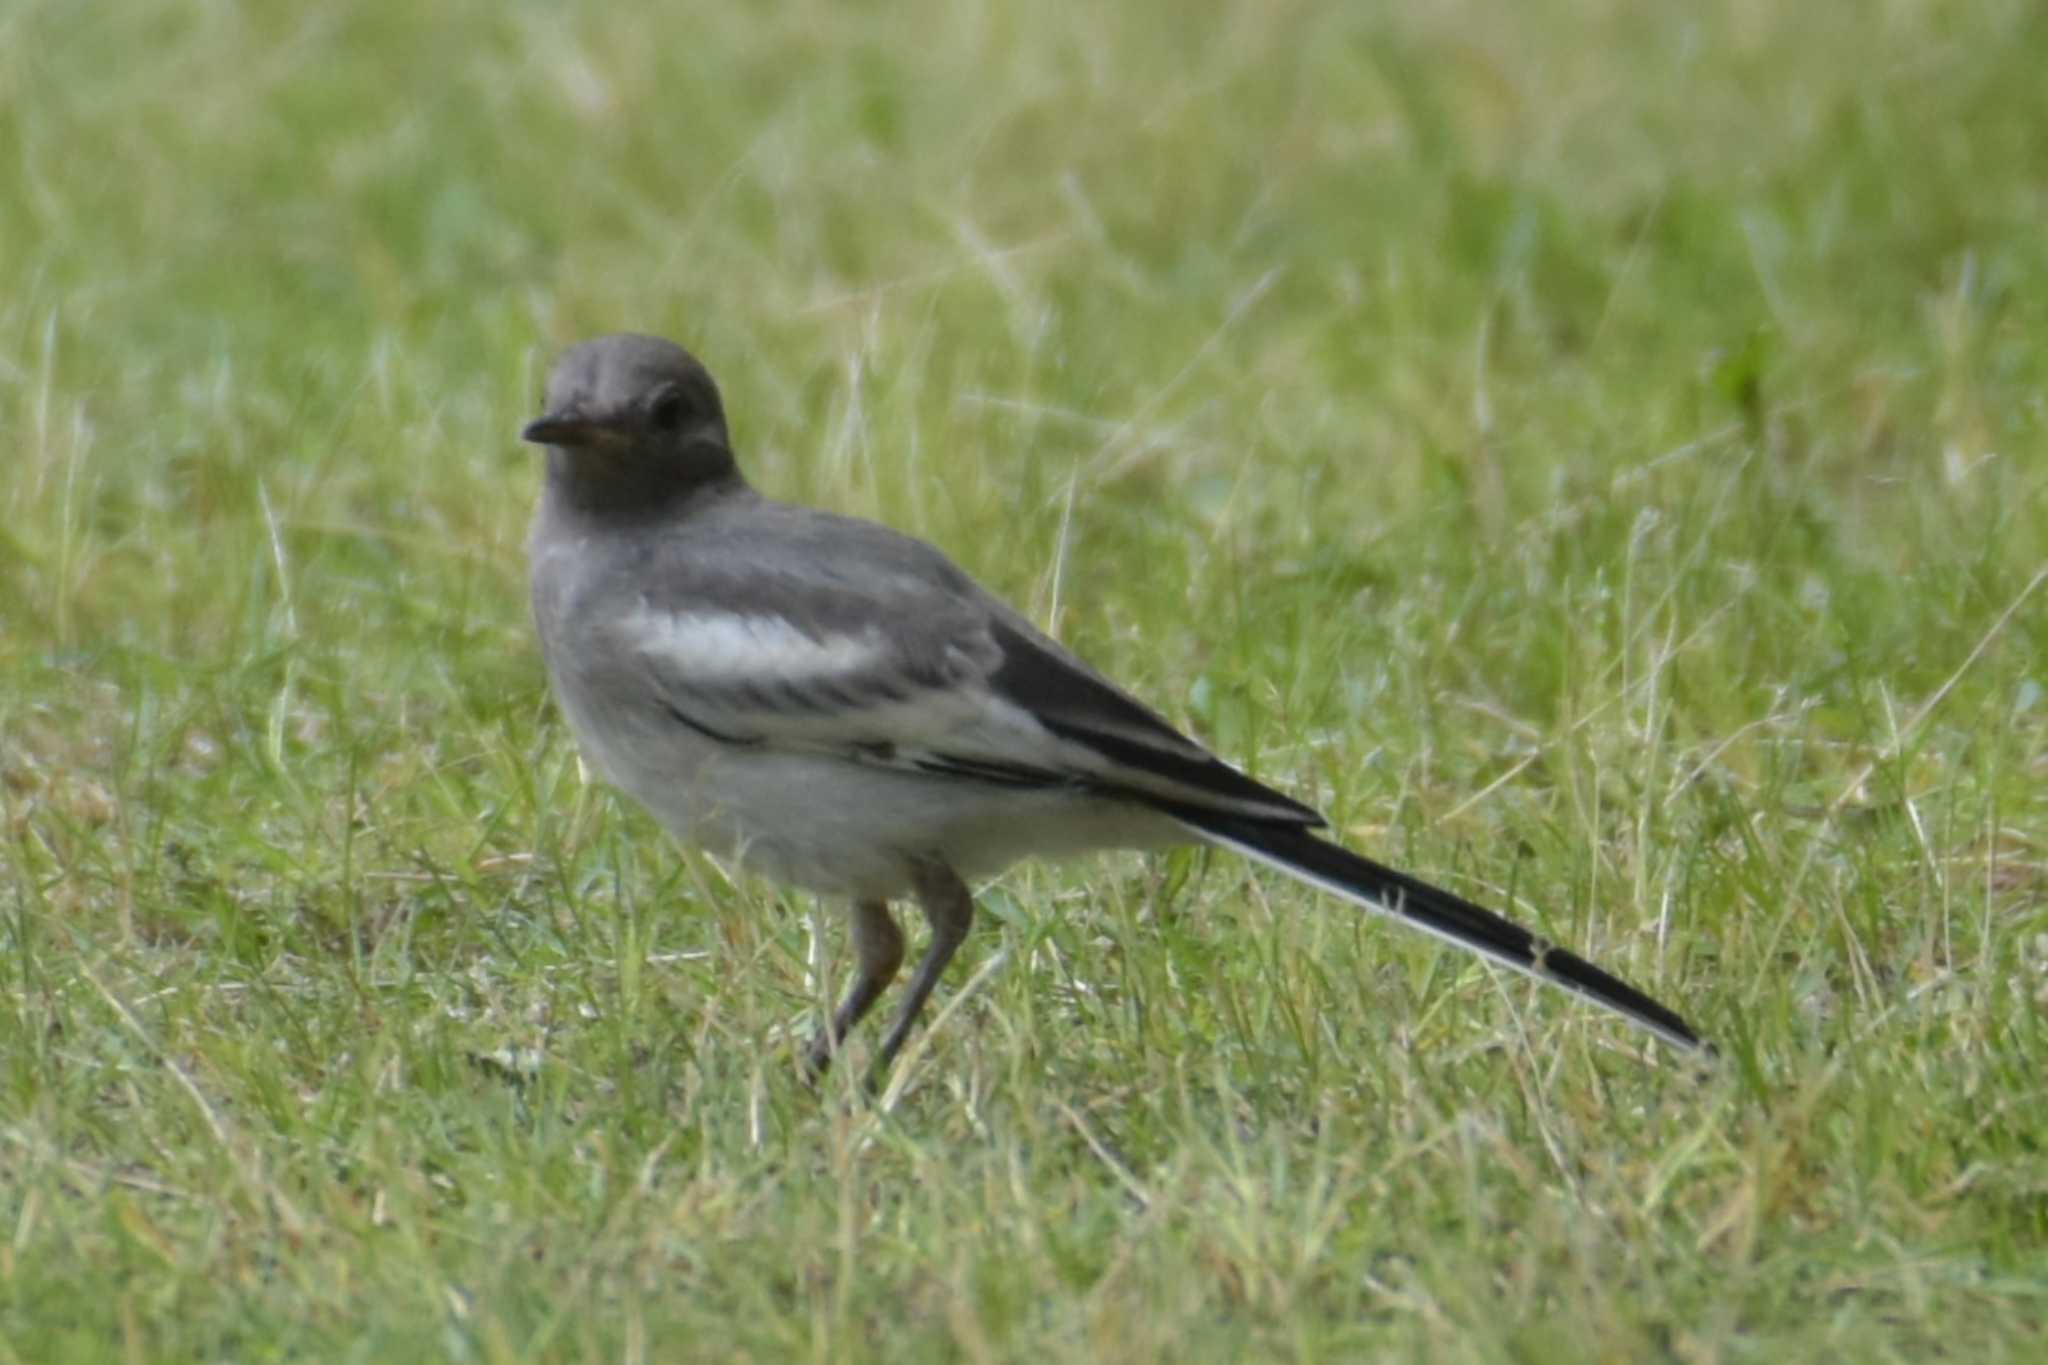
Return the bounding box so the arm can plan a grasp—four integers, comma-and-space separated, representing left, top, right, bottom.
1164, 807, 1708, 1055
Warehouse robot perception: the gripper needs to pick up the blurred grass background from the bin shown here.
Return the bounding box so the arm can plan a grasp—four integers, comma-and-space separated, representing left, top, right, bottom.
3, 0, 2046, 1359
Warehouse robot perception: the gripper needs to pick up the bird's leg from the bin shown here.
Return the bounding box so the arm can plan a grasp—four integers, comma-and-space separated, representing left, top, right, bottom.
804, 898, 904, 1076
869, 862, 975, 1078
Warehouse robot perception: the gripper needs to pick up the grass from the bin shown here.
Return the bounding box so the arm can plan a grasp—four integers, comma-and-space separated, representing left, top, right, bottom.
4, 0, 2047, 1358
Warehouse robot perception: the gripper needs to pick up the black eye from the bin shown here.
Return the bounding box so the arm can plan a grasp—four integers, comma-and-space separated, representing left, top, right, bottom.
648, 387, 688, 432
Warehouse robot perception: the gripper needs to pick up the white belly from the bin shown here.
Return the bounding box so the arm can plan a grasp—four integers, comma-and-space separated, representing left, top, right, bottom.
556, 685, 1182, 901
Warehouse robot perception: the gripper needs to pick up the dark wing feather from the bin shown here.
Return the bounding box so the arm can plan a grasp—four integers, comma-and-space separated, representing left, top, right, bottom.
984, 615, 1323, 825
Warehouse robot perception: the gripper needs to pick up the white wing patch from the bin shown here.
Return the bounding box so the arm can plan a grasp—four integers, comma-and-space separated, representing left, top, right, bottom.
619, 605, 1128, 788
625, 607, 884, 683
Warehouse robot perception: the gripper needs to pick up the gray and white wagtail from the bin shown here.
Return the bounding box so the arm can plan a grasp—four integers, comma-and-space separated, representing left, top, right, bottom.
524, 333, 1706, 1078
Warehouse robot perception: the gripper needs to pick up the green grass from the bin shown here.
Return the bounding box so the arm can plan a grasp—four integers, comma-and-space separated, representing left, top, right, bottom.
5, 0, 2047, 1358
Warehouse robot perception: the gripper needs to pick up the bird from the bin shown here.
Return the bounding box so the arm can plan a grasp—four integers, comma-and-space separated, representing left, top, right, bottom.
523, 332, 1707, 1081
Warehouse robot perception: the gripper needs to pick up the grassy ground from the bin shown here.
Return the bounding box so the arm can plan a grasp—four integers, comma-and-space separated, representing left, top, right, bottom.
5, 0, 2046, 1358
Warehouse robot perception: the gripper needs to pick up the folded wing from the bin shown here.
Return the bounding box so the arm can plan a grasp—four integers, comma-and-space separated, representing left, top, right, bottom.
608, 538, 1318, 825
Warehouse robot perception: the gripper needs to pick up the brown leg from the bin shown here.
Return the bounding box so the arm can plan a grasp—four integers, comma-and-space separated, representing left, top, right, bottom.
805, 899, 905, 1075
870, 862, 975, 1079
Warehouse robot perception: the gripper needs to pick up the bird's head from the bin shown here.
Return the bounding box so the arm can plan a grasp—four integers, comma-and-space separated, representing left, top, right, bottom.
524, 334, 739, 509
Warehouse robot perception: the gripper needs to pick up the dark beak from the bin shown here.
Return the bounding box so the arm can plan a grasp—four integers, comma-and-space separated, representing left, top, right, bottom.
521, 412, 608, 448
